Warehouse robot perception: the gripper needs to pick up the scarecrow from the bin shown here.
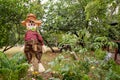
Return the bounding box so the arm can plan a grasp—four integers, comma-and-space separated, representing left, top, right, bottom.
21, 13, 45, 72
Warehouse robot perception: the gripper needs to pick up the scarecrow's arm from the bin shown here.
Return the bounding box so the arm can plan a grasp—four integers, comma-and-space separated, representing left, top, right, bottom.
36, 33, 44, 46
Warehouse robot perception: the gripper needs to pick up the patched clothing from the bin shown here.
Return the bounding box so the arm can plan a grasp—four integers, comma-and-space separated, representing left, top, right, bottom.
24, 30, 44, 63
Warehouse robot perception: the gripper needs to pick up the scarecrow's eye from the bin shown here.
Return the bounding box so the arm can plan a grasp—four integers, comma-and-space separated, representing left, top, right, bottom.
29, 21, 34, 23
29, 21, 32, 23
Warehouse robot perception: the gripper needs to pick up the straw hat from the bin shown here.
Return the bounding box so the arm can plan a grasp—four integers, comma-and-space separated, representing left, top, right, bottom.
21, 13, 42, 27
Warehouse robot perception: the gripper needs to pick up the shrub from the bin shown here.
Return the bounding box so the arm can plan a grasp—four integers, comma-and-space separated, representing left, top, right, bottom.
0, 52, 29, 80
48, 54, 90, 80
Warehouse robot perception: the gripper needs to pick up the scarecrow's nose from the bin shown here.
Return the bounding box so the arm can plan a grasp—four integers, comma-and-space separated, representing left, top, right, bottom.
30, 23, 32, 26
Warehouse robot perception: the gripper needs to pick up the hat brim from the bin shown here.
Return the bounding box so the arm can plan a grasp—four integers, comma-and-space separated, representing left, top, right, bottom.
21, 18, 42, 27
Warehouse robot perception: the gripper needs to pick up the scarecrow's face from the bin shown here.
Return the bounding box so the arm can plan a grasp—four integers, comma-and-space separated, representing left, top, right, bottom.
26, 20, 38, 31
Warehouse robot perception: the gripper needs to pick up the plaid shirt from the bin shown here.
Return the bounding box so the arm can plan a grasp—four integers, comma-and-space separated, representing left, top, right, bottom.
24, 30, 44, 45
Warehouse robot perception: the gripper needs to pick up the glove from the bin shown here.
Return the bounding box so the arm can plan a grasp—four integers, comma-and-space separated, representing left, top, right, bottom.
42, 45, 47, 53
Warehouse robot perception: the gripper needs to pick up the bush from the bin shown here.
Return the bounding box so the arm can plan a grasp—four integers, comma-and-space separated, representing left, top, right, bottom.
48, 49, 120, 80
48, 54, 90, 80
0, 52, 29, 80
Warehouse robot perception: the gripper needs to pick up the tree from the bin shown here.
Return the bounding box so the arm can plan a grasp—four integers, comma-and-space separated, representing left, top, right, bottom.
85, 0, 120, 40
42, 0, 120, 40
0, 0, 44, 52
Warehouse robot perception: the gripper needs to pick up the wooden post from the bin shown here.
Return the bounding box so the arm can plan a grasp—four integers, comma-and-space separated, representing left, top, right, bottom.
114, 48, 118, 61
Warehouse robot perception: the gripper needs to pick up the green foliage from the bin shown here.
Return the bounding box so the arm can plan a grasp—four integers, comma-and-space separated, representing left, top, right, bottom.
0, 52, 28, 80
0, 0, 120, 79
98, 59, 120, 80
42, 0, 88, 33
90, 36, 117, 50
10, 52, 27, 64
42, 0, 120, 40
85, 0, 110, 20
48, 48, 120, 80
58, 33, 77, 47
41, 31, 64, 47
42, 0, 120, 79
48, 54, 91, 80
77, 29, 91, 47
94, 49, 106, 60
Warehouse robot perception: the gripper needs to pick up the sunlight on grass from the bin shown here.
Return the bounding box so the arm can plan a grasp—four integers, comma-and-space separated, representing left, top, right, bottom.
0, 46, 24, 57
4, 46, 24, 58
